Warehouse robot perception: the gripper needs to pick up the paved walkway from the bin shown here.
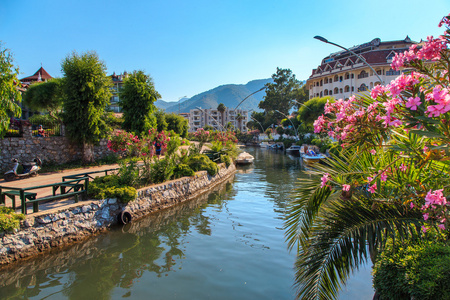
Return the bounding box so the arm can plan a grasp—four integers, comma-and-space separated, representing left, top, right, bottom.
0, 164, 119, 214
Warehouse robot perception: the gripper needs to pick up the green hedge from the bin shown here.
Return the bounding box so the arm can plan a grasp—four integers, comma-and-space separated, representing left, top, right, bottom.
88, 175, 136, 203
373, 239, 450, 300
0, 207, 25, 232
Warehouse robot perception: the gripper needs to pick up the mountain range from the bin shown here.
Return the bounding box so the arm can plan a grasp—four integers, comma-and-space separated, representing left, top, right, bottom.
155, 78, 273, 113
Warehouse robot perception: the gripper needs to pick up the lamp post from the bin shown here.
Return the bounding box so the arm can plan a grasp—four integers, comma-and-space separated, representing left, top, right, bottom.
275, 109, 298, 140
314, 36, 384, 85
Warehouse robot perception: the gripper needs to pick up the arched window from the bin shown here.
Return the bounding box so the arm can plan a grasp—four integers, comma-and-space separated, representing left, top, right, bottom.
324, 89, 329, 96
344, 85, 350, 92
334, 75, 339, 82
339, 76, 343, 82
358, 70, 369, 79
358, 84, 368, 92
351, 73, 354, 79
340, 88, 343, 93
329, 90, 332, 95
324, 77, 328, 84
334, 87, 339, 94
320, 79, 323, 86
345, 72, 350, 80
320, 91, 323, 97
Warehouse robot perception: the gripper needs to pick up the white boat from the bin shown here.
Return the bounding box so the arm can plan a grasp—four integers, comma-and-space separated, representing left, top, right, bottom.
302, 149, 326, 166
259, 142, 270, 148
286, 145, 302, 156
235, 152, 254, 165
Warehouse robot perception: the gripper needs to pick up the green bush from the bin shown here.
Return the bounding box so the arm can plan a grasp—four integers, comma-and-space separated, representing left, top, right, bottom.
220, 154, 231, 168
373, 239, 450, 300
0, 207, 25, 232
148, 157, 175, 184
118, 158, 140, 187
88, 175, 136, 203
187, 154, 218, 176
173, 163, 195, 179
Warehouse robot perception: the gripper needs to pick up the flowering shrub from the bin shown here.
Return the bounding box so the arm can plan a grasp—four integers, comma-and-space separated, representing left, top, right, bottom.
212, 130, 238, 146
313, 14, 450, 233
107, 130, 140, 153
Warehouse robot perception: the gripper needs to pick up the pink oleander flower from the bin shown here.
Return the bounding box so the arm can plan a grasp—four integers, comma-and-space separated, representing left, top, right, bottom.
422, 225, 428, 233
438, 224, 446, 230
423, 213, 429, 221
368, 183, 377, 194
425, 189, 447, 206
423, 146, 429, 153
399, 163, 407, 172
410, 202, 415, 209
371, 85, 387, 99
380, 172, 388, 182
370, 149, 377, 155
321, 173, 330, 188
405, 96, 422, 110
342, 184, 350, 192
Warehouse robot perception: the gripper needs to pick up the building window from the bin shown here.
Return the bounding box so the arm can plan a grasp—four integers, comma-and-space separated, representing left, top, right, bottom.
324, 89, 329, 96
345, 73, 350, 80
334, 75, 339, 82
320, 79, 323, 86
340, 88, 343, 93
358, 84, 368, 92
334, 87, 339, 94
320, 91, 323, 97
386, 69, 401, 76
351, 73, 355, 79
358, 70, 369, 79
339, 76, 343, 82
352, 86, 355, 92
324, 77, 328, 84
344, 85, 350, 92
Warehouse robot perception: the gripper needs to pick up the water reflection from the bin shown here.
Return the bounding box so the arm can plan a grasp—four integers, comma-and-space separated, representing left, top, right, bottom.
0, 178, 235, 299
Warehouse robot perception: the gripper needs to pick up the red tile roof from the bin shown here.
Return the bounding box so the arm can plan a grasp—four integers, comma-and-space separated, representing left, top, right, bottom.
20, 67, 53, 82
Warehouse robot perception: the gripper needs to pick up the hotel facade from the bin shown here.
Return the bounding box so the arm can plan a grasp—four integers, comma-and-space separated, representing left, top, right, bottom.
188, 108, 249, 133
306, 36, 418, 100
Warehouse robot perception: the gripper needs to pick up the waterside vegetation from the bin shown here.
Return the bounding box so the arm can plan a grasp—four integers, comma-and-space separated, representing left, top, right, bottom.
285, 14, 450, 300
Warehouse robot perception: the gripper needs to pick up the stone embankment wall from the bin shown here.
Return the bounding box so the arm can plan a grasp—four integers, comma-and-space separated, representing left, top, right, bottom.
0, 163, 236, 265
0, 125, 113, 173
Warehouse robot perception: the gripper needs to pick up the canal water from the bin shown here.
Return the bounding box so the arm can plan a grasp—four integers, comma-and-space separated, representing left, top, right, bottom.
0, 148, 373, 299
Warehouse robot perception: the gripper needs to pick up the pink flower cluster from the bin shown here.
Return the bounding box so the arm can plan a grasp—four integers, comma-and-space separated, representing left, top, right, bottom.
391, 35, 447, 70
421, 189, 448, 231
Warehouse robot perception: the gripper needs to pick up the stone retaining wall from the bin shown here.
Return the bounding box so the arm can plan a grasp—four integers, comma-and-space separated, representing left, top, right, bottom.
0, 125, 114, 173
0, 163, 236, 265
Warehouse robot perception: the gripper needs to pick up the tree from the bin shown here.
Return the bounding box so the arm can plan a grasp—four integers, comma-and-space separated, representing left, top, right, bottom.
120, 70, 160, 136
0, 43, 22, 138
217, 103, 226, 127
258, 68, 302, 118
165, 113, 188, 137
155, 108, 168, 132
296, 96, 332, 131
61, 51, 112, 163
22, 78, 64, 122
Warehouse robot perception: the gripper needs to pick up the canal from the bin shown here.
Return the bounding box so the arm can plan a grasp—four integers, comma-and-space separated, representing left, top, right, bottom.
0, 147, 373, 299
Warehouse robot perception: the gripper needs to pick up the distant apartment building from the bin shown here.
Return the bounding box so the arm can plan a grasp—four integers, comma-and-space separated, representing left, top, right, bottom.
188, 108, 249, 132
306, 37, 419, 100
109, 71, 128, 113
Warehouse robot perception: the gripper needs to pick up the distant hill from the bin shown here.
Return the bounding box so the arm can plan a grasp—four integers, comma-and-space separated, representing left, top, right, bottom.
156, 79, 272, 113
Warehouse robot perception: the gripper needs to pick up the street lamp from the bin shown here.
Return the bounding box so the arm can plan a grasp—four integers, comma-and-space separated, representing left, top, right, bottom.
275, 109, 298, 140
314, 35, 384, 85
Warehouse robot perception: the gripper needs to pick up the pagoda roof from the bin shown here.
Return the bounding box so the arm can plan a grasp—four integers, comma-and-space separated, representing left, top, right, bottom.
20, 67, 53, 82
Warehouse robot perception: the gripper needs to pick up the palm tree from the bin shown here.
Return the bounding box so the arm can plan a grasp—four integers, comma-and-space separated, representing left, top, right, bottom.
285, 148, 426, 300
217, 103, 226, 129
236, 113, 243, 132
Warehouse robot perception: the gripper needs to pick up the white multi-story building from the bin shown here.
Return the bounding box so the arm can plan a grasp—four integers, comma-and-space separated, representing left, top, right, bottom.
188, 108, 248, 132
306, 37, 419, 100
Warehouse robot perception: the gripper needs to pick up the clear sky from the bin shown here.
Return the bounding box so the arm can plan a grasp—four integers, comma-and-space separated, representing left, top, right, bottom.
1, 0, 449, 102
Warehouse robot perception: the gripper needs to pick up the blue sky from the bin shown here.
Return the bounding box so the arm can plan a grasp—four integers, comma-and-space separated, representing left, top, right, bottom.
1, 0, 449, 102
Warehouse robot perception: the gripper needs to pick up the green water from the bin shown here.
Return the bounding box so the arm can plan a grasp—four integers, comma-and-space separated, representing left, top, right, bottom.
0, 148, 373, 299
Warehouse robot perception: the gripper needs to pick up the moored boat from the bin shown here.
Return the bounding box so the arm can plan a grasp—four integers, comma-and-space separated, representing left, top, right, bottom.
235, 152, 254, 165
286, 145, 302, 156
302, 149, 326, 166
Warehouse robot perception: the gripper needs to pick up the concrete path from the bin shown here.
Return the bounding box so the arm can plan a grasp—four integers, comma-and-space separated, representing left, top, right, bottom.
0, 164, 119, 214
